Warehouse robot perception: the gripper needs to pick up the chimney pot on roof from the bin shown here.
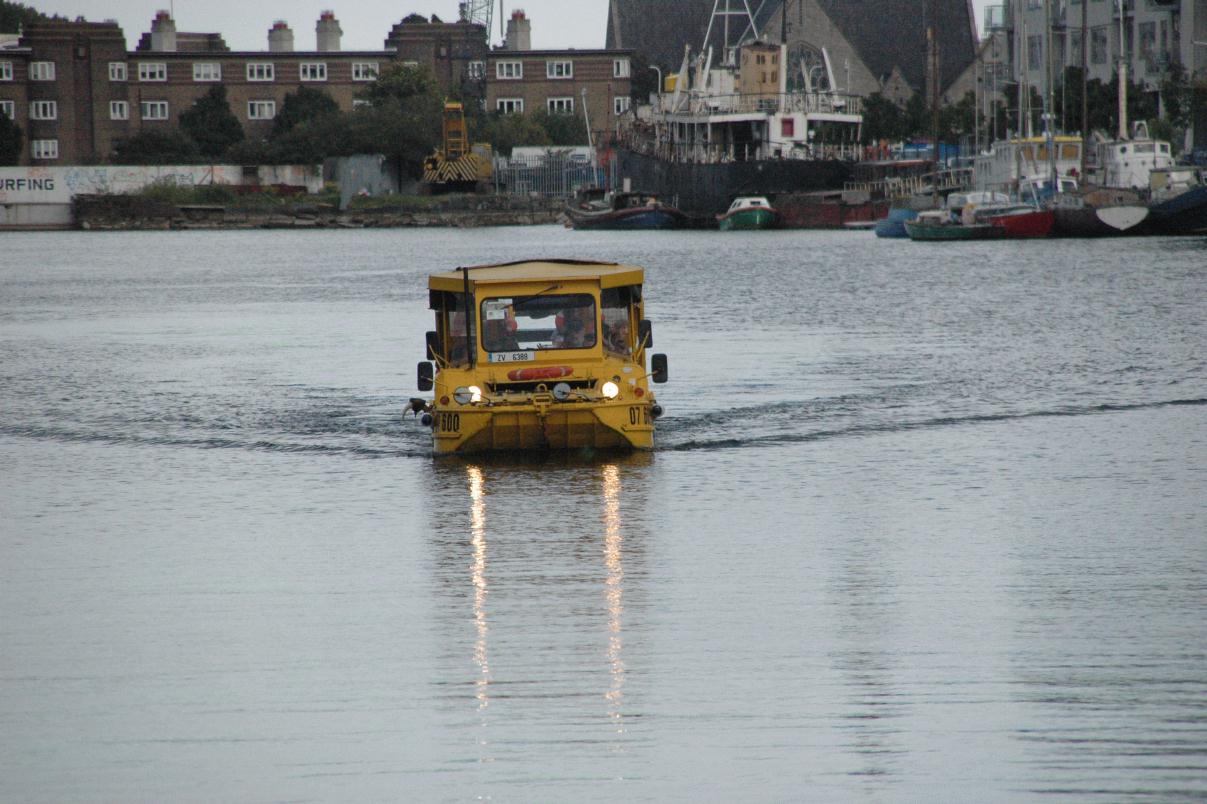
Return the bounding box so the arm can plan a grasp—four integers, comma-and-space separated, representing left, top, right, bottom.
505, 9, 531, 50
316, 11, 342, 51
150, 10, 177, 52
269, 20, 294, 52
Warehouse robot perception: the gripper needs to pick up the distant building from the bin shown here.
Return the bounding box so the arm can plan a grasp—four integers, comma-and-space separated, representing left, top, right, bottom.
0, 8, 631, 166
984, 0, 1205, 146
486, 11, 634, 146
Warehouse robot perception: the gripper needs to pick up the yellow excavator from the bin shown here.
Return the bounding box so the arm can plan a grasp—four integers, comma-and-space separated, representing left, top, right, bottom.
421, 101, 492, 193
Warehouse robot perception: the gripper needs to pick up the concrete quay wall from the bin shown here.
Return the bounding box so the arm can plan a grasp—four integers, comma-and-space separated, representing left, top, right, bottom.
71, 194, 565, 230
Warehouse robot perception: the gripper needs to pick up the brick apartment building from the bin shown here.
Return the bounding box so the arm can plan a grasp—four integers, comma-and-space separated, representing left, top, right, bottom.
0, 9, 632, 166
486, 11, 634, 140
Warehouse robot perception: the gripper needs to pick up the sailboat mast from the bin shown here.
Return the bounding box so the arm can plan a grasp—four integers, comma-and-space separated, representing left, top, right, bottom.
1116, 0, 1128, 139
927, 0, 940, 204
1086, 0, 1095, 177
1044, 0, 1056, 186
1019, 0, 1030, 137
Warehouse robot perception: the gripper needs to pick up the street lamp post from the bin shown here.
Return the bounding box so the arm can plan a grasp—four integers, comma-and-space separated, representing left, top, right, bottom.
650, 65, 663, 97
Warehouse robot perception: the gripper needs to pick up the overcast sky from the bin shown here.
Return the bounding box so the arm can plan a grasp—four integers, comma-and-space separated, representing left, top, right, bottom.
26, 1, 993, 52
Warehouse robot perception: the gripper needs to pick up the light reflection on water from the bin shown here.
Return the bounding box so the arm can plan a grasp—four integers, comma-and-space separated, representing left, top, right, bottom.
0, 228, 1204, 800
469, 465, 491, 714
602, 463, 626, 733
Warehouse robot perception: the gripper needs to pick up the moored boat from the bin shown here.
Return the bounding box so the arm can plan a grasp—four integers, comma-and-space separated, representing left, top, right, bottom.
410, 260, 669, 454
565, 190, 686, 230
873, 207, 919, 238
904, 209, 1005, 241
1144, 166, 1207, 236
717, 197, 779, 230
978, 206, 1055, 238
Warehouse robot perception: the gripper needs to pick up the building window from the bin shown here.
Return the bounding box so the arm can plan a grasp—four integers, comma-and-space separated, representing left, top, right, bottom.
1091, 27, 1107, 64
31, 139, 58, 159
1027, 35, 1042, 70
613, 58, 630, 78
140, 101, 169, 120
30, 61, 56, 81
30, 100, 57, 120
193, 62, 222, 82
352, 62, 378, 81
614, 96, 631, 115
109, 100, 129, 120
0, 100, 14, 119
1138, 21, 1156, 67
496, 60, 522, 79
300, 62, 327, 81
247, 63, 275, 82
108, 62, 127, 81
0, 61, 12, 81
547, 96, 574, 114
138, 62, 167, 82
496, 98, 523, 114
248, 100, 276, 120
546, 60, 573, 79
467, 61, 484, 80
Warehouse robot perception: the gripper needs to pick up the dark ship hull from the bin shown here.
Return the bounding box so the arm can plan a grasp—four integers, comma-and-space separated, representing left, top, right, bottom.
616, 148, 855, 226
1146, 185, 1207, 236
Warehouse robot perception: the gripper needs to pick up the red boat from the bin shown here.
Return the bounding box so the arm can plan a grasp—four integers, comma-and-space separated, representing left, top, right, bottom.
977, 206, 1055, 238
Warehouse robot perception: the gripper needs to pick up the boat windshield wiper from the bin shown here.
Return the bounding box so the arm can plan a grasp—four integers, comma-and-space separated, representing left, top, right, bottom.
513, 284, 562, 308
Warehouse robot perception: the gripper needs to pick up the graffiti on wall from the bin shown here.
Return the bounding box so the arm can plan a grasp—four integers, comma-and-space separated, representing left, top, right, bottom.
0, 165, 321, 204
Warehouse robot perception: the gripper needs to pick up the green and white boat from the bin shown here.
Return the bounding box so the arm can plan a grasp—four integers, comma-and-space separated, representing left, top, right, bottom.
717, 197, 780, 231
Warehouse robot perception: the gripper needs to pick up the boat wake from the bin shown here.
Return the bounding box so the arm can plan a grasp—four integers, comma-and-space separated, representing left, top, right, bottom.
3, 387, 1201, 461
656, 397, 1207, 453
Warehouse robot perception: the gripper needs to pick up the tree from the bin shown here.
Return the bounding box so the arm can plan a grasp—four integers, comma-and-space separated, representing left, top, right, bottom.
534, 109, 588, 146
267, 113, 346, 164
271, 85, 339, 138
477, 112, 552, 156
938, 90, 976, 142
903, 93, 930, 140
178, 84, 244, 159
860, 93, 905, 143
359, 63, 445, 174
0, 0, 61, 32
1159, 64, 1192, 130
111, 129, 201, 164
0, 110, 23, 166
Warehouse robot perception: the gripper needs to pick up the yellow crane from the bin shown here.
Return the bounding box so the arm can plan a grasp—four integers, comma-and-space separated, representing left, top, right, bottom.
421, 102, 492, 193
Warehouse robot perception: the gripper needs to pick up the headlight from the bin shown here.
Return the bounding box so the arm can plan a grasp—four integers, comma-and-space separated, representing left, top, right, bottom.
601, 381, 620, 399
453, 386, 484, 405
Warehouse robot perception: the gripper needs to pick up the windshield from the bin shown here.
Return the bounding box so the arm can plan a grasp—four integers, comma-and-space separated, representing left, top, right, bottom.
481, 293, 596, 352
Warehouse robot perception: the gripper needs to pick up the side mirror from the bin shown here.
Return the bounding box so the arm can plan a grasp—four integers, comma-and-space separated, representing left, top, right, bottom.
651, 353, 668, 384
638, 319, 653, 349
417, 361, 434, 391
425, 330, 441, 361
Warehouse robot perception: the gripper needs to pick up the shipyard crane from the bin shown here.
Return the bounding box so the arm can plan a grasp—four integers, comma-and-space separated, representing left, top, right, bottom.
459, 0, 502, 42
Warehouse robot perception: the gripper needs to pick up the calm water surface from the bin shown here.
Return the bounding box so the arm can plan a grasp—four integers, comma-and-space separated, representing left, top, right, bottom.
2, 228, 1205, 801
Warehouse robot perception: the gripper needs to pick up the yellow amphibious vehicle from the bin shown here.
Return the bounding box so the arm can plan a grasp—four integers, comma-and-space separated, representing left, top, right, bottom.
410, 260, 668, 454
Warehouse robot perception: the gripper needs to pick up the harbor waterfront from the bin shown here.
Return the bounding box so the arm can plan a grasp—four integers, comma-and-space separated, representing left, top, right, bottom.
2, 227, 1206, 801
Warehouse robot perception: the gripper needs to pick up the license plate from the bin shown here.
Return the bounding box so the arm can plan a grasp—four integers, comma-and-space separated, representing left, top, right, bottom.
488, 351, 534, 363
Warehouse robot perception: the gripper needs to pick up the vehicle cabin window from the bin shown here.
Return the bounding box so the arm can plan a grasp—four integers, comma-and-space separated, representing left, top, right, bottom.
480, 294, 596, 352
601, 286, 637, 356
439, 292, 476, 366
